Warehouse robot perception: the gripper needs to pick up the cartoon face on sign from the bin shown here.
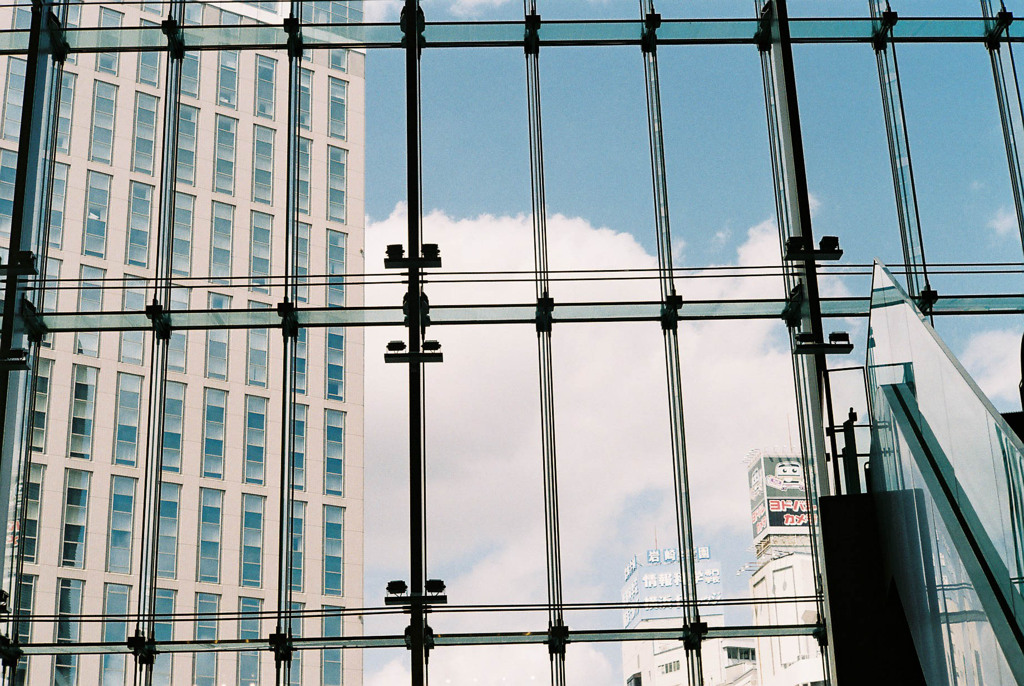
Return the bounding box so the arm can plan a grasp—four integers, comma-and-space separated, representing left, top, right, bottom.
775, 461, 802, 485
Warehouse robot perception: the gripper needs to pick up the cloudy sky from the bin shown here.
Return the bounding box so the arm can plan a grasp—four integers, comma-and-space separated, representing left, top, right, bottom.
355, 1, 1024, 682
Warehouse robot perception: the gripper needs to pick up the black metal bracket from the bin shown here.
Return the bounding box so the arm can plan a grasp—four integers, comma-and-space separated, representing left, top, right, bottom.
0, 634, 21, 669
401, 291, 431, 331
683, 620, 707, 651
536, 296, 554, 333
0, 348, 28, 371
269, 630, 293, 664
385, 593, 449, 607
755, 2, 773, 53
784, 235, 842, 262
385, 349, 444, 365
384, 244, 442, 270
916, 287, 938, 315
812, 621, 828, 648
46, 11, 68, 63
794, 331, 853, 355
641, 11, 661, 54
986, 9, 1013, 51
660, 293, 682, 332
145, 299, 171, 341
872, 9, 897, 52
161, 17, 183, 60
127, 629, 156, 666
782, 284, 803, 328
20, 297, 46, 344
524, 12, 540, 55
546, 622, 569, 656
400, 4, 425, 55
284, 15, 303, 58
277, 299, 298, 339
0, 250, 37, 277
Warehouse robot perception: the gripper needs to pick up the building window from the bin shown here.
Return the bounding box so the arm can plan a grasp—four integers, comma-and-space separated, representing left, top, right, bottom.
247, 321, 269, 388
157, 481, 180, 578
69, 365, 97, 459
177, 104, 198, 185
153, 589, 175, 686
327, 229, 346, 306
322, 608, 343, 686
132, 92, 159, 174
137, 21, 161, 86
255, 54, 275, 118
172, 193, 194, 277
293, 404, 306, 490
182, 52, 200, 99
295, 327, 308, 394
0, 149, 15, 241
327, 145, 347, 222
56, 71, 74, 154
162, 381, 185, 473
89, 81, 117, 164
250, 211, 272, 291
289, 602, 303, 686
325, 409, 344, 496
326, 328, 344, 401
48, 161, 68, 249
114, 373, 142, 466
95, 8, 122, 74
324, 505, 344, 595
21, 464, 43, 563
218, 50, 238, 108
211, 201, 234, 281
252, 125, 274, 204
75, 265, 104, 356
658, 660, 681, 675
298, 137, 311, 215
30, 360, 50, 452
102, 584, 130, 685
299, 67, 312, 130
107, 475, 135, 574
206, 293, 230, 380
238, 597, 262, 683
61, 468, 90, 568
194, 593, 219, 686
303, 1, 362, 24
126, 181, 152, 266
168, 286, 189, 372
203, 388, 227, 479
13, 575, 35, 685
329, 77, 347, 139
84, 171, 111, 258
245, 396, 267, 485
2, 57, 25, 142
198, 488, 223, 583
121, 278, 146, 365
54, 578, 84, 684
40, 257, 59, 349
241, 494, 264, 586
330, 48, 348, 71
294, 221, 310, 303
290, 501, 305, 592
214, 114, 236, 195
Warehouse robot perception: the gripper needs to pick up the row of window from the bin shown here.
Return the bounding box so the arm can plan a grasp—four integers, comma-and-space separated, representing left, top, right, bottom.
24, 465, 346, 594
33, 361, 346, 490
16, 575, 345, 686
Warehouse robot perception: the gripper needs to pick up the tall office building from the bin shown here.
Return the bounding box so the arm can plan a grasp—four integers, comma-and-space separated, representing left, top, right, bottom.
0, 1, 364, 684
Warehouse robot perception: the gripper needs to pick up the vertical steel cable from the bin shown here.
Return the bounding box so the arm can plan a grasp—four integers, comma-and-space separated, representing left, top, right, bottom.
982, 0, 1024, 258
757, 1, 834, 681
522, 2, 565, 684
638, 3, 704, 683
870, 0, 931, 302
134, 1, 184, 682
274, 4, 302, 684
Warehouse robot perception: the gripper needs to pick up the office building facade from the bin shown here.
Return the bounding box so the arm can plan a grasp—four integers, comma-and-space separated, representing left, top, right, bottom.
0, 1, 365, 684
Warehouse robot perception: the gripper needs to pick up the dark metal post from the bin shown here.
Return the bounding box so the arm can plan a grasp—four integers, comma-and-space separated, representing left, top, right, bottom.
841, 409, 860, 495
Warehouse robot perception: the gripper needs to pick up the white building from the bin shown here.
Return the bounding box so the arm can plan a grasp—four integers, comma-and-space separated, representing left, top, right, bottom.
0, 2, 365, 684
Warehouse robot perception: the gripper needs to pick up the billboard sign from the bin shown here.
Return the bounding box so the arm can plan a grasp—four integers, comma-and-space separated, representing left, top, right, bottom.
748, 452, 809, 542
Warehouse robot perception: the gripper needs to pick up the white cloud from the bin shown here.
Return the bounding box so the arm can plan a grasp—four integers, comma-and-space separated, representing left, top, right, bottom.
988, 207, 1017, 237
960, 328, 1022, 411
363, 206, 797, 682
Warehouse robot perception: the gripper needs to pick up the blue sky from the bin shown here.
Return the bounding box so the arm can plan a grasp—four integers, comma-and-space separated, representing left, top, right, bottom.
358, 1, 1024, 682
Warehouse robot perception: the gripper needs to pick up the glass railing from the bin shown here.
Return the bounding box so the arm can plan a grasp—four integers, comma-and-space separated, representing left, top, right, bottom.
867, 262, 1024, 684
